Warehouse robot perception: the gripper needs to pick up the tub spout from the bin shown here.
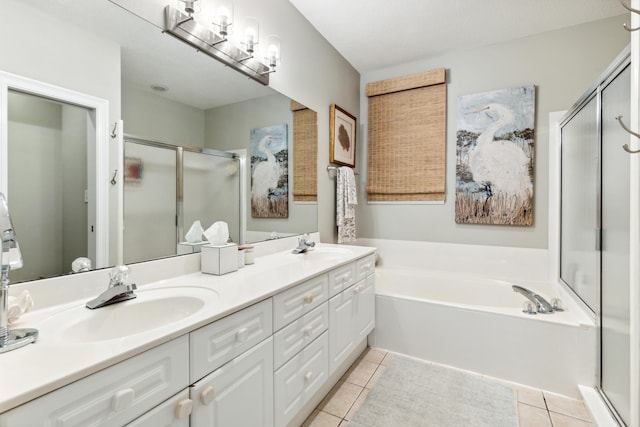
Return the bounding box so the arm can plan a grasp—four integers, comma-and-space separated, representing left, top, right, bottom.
512, 285, 554, 314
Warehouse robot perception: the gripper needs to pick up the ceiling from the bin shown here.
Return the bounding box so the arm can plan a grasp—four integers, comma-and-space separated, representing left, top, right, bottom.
288, 0, 627, 73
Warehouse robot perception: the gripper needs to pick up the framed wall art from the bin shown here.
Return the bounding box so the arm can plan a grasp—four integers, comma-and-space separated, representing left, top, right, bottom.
330, 104, 357, 168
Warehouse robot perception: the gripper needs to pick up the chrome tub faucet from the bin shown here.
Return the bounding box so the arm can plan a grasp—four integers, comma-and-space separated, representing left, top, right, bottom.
512, 285, 555, 314
86, 265, 137, 309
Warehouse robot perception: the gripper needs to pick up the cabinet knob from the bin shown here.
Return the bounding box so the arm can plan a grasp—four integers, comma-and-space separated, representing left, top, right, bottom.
353, 284, 363, 294
112, 388, 135, 412
304, 371, 314, 382
303, 326, 312, 337
201, 386, 216, 406
236, 327, 249, 342
175, 398, 193, 419
303, 294, 314, 305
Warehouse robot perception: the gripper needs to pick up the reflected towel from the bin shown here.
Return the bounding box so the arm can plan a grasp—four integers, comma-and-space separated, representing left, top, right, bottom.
7, 290, 34, 325
336, 166, 357, 243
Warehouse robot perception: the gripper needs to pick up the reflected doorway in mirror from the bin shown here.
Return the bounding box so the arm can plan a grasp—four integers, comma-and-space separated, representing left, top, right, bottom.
250, 124, 289, 218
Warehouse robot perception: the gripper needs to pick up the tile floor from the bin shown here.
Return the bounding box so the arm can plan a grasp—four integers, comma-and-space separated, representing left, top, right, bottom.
302, 347, 595, 427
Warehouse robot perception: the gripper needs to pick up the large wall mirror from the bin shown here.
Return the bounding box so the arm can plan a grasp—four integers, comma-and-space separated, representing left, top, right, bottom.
2, 0, 318, 282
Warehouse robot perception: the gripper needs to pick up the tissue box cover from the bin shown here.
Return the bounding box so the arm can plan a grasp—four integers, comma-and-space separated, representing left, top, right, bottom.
201, 243, 238, 275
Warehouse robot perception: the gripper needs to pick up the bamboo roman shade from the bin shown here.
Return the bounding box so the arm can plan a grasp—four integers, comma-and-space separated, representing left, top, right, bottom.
291, 100, 317, 202
366, 68, 446, 201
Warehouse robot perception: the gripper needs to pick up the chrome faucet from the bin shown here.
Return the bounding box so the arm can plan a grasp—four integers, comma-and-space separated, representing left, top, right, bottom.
86, 265, 137, 309
292, 233, 316, 254
512, 285, 554, 314
0, 193, 38, 354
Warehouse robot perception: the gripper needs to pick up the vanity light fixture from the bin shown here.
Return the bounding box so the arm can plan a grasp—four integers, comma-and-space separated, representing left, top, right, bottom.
164, 4, 274, 85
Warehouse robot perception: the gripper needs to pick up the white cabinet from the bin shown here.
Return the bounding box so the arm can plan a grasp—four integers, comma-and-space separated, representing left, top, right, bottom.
190, 299, 272, 383
125, 390, 191, 427
190, 337, 274, 427
329, 264, 375, 374
273, 303, 328, 370
274, 332, 329, 427
1, 336, 189, 427
273, 274, 328, 331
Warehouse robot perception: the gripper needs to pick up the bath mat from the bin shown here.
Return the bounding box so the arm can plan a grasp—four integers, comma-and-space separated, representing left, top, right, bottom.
349, 354, 517, 427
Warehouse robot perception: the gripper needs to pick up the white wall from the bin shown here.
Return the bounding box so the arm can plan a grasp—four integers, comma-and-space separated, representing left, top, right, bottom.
122, 85, 205, 147
358, 16, 629, 249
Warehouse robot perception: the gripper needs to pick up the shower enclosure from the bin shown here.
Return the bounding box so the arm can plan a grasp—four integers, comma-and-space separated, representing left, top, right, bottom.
123, 137, 241, 264
560, 49, 630, 425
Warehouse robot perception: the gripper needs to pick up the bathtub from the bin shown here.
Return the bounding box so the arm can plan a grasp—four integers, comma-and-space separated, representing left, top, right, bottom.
371, 268, 596, 397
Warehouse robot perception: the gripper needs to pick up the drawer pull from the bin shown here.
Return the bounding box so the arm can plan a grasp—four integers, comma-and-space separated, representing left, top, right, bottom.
175, 398, 193, 419
304, 371, 314, 382
303, 294, 314, 305
303, 326, 312, 337
236, 327, 249, 342
353, 284, 363, 294
112, 388, 135, 412
201, 386, 216, 405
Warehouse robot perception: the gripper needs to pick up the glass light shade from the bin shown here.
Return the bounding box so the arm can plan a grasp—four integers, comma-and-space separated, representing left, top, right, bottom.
177, 0, 200, 15
243, 16, 259, 54
213, 2, 234, 37
265, 35, 281, 68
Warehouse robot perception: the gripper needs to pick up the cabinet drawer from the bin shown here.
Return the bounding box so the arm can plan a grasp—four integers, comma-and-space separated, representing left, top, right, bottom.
1, 336, 189, 427
126, 389, 191, 427
356, 254, 375, 281
190, 337, 274, 427
327, 262, 356, 297
274, 332, 329, 427
273, 274, 328, 331
190, 299, 272, 383
273, 302, 328, 370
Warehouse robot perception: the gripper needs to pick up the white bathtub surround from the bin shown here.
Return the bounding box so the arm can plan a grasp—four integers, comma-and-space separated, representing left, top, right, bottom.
353, 238, 596, 398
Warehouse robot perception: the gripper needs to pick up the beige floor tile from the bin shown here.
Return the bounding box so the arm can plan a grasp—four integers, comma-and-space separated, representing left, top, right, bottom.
517, 386, 547, 409
360, 347, 387, 364
549, 412, 593, 427
301, 410, 343, 427
345, 388, 370, 420
317, 381, 363, 418
365, 364, 386, 390
518, 403, 552, 427
338, 420, 351, 427
380, 352, 394, 366
342, 359, 379, 387
544, 393, 592, 421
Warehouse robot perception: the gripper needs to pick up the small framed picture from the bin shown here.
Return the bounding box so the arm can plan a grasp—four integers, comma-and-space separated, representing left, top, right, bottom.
330, 104, 357, 168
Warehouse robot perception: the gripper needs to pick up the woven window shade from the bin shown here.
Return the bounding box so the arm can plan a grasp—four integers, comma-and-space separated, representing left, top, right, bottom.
291, 100, 317, 201
366, 68, 446, 202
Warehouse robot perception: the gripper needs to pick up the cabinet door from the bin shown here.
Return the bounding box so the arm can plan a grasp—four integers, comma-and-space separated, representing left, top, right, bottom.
1, 336, 189, 427
125, 390, 191, 427
355, 275, 375, 341
274, 332, 329, 427
190, 337, 274, 427
328, 284, 356, 374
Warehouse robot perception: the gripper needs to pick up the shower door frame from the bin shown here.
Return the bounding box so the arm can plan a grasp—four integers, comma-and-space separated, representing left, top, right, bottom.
123, 135, 243, 256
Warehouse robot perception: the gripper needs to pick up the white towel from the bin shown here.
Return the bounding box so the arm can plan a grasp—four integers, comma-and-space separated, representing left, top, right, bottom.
336, 166, 357, 243
7, 290, 34, 325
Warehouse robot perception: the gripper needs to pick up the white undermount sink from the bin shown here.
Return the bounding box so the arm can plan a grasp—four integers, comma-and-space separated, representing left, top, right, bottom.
40, 286, 218, 343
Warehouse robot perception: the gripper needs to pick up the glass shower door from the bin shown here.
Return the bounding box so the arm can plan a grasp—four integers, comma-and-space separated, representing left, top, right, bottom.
600, 63, 630, 425
123, 141, 177, 263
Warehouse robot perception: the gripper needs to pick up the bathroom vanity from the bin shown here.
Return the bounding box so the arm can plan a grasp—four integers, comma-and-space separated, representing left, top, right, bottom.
0, 243, 376, 427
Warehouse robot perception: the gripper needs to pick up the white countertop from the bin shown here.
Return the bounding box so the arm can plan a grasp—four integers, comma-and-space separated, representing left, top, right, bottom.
0, 243, 376, 413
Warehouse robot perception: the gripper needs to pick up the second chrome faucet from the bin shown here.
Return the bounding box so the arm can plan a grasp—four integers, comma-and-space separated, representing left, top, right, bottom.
86, 265, 137, 309
512, 285, 559, 314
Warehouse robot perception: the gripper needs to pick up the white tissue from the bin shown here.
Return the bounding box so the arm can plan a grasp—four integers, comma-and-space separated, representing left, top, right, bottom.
7, 290, 34, 325
204, 221, 229, 246
185, 220, 205, 243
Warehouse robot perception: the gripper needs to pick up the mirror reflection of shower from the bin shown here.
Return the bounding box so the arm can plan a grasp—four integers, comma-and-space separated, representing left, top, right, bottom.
123, 138, 241, 264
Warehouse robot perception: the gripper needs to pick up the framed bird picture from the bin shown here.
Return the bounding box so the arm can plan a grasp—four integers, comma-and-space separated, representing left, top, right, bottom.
455, 85, 536, 226
330, 104, 357, 168
250, 124, 289, 218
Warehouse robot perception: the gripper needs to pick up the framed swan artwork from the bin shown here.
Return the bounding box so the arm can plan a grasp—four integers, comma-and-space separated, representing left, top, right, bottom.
330, 104, 357, 168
